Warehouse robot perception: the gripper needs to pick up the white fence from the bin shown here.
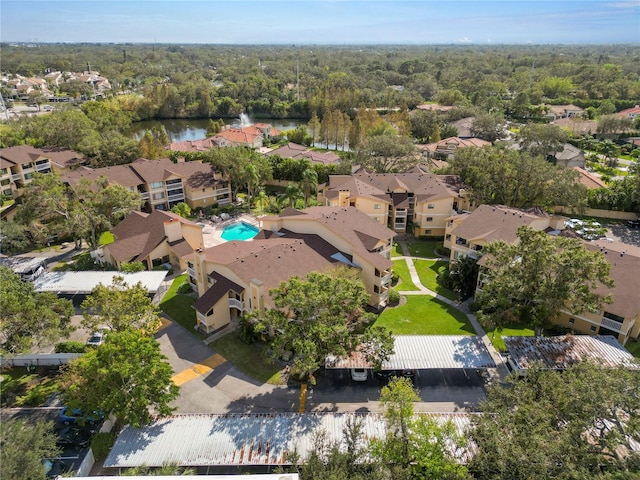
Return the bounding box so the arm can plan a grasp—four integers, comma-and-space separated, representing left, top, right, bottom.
0, 353, 82, 368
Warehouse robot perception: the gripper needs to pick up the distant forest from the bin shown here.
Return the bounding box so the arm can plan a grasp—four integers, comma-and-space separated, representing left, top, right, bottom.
2, 43, 639, 121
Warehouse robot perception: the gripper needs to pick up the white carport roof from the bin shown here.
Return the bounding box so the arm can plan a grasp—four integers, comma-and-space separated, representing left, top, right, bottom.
33, 271, 167, 295
326, 335, 496, 370
104, 412, 475, 468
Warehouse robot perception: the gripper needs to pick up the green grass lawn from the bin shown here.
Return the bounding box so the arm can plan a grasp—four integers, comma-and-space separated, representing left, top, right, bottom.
625, 340, 640, 358
392, 242, 403, 257
405, 240, 440, 258
159, 274, 204, 339
484, 324, 535, 352
211, 333, 284, 384
392, 259, 419, 291
375, 296, 475, 335
0, 367, 62, 407
414, 259, 456, 300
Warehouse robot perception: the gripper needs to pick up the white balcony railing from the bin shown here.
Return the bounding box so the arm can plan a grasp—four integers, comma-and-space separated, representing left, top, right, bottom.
12, 174, 21, 181
216, 187, 230, 195
35, 163, 51, 172
600, 317, 626, 334
228, 298, 244, 311
395, 210, 407, 218
394, 223, 406, 230
381, 272, 393, 284
187, 267, 196, 278
168, 193, 185, 202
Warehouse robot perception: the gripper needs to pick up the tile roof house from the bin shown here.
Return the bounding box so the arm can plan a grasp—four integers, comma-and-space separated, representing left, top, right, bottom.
551, 117, 598, 136
545, 104, 585, 121
616, 105, 640, 120
0, 145, 85, 198
572, 167, 607, 189
318, 168, 473, 237
189, 207, 395, 333
445, 205, 640, 345
265, 143, 340, 165
417, 137, 491, 160
101, 210, 204, 272
212, 124, 281, 149
62, 158, 231, 212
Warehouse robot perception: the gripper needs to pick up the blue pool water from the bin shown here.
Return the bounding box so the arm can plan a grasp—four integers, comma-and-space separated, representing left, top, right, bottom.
221, 222, 259, 241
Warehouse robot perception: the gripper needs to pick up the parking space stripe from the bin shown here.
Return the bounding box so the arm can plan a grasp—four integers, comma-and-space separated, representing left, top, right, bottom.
171, 354, 227, 386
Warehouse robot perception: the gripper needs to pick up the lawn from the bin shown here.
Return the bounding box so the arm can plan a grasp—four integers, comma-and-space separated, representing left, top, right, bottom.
405, 240, 440, 258
391, 242, 403, 257
392, 259, 419, 291
625, 339, 640, 358
211, 333, 284, 384
0, 367, 62, 407
414, 259, 456, 300
159, 274, 204, 339
374, 296, 475, 335
484, 324, 535, 352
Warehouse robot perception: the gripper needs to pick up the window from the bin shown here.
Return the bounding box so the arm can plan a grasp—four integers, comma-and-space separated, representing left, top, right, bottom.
426, 217, 433, 222
568, 318, 575, 325
445, 234, 451, 240
374, 204, 381, 209
150, 181, 163, 189
152, 192, 165, 200
590, 326, 597, 332
425, 229, 432, 234
427, 203, 435, 209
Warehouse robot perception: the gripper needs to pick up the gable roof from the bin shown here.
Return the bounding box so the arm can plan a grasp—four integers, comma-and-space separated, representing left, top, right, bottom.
0, 145, 47, 168
194, 271, 245, 315
265, 143, 340, 165
418, 136, 490, 154
449, 205, 550, 244
572, 167, 607, 189
106, 210, 198, 263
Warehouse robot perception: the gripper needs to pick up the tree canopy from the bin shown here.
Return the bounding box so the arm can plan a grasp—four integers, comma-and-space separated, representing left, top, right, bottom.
0, 266, 74, 354
446, 145, 587, 210
61, 329, 179, 428
251, 271, 394, 380
469, 362, 640, 480
0, 419, 61, 480
81, 275, 162, 334
476, 226, 613, 336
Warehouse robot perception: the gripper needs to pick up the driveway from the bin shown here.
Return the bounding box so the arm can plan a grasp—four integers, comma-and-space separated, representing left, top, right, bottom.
155, 320, 486, 414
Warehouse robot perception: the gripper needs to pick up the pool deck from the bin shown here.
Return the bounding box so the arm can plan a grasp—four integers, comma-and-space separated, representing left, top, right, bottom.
200, 214, 262, 249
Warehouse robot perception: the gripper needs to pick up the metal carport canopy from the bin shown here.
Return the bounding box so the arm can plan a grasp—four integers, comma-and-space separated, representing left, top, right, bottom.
325, 335, 496, 370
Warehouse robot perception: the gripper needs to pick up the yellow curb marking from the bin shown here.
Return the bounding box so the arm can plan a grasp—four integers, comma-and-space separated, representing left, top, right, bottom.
171, 354, 226, 386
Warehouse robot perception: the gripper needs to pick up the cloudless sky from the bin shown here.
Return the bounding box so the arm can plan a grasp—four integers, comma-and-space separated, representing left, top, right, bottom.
2, 1, 639, 44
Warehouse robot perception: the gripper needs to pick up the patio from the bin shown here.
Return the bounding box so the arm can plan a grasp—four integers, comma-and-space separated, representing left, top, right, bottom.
199, 214, 261, 248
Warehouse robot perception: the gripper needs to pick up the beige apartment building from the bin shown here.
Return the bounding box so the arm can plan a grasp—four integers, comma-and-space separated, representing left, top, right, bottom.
100, 210, 204, 272
189, 207, 395, 333
445, 205, 640, 345
318, 167, 473, 238
0, 145, 86, 198
62, 158, 231, 212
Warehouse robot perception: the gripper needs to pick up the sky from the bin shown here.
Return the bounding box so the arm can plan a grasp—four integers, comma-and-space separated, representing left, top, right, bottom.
1, 1, 639, 45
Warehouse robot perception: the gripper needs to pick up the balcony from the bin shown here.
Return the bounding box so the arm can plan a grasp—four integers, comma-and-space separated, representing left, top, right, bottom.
395, 210, 407, 218
216, 187, 230, 195
381, 271, 393, 284
168, 193, 185, 202
12, 174, 21, 181
187, 267, 196, 278
228, 298, 244, 311
139, 192, 150, 200
455, 238, 469, 248
394, 223, 406, 231
35, 162, 51, 172
600, 317, 626, 334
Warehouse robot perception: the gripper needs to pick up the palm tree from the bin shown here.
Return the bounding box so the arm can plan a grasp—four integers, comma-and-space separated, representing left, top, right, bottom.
279, 182, 303, 209
244, 163, 259, 211
300, 168, 318, 207
254, 188, 269, 215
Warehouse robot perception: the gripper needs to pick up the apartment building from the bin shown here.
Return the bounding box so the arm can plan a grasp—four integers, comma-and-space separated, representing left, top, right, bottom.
444, 204, 566, 261
318, 167, 473, 237
0, 145, 85, 198
100, 210, 204, 272
62, 158, 231, 212
444, 205, 640, 345
189, 207, 395, 333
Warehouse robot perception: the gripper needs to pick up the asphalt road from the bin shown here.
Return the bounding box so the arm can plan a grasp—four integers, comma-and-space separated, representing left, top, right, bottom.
155, 320, 487, 415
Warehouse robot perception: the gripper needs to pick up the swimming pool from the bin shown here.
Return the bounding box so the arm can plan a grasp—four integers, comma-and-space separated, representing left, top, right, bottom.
221, 222, 259, 241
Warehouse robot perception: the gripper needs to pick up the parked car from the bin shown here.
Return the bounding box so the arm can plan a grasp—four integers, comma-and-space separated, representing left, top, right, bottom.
42, 104, 53, 111
350, 368, 368, 382
56, 406, 104, 427
42, 458, 67, 479
86, 327, 110, 347
55, 426, 92, 449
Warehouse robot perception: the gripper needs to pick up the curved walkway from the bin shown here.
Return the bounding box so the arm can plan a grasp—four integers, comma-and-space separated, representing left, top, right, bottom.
394, 240, 509, 380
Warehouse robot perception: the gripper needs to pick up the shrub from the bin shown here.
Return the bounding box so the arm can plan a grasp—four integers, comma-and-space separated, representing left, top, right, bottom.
388, 288, 400, 305
91, 432, 115, 461
177, 282, 192, 294
55, 341, 87, 353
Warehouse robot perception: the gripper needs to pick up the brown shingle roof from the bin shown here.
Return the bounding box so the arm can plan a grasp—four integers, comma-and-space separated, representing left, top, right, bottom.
0, 145, 45, 168
106, 210, 198, 263
450, 205, 550, 244
572, 167, 607, 189
194, 272, 245, 314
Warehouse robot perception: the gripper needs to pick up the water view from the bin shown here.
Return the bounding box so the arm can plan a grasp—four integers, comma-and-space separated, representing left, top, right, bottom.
131, 116, 305, 143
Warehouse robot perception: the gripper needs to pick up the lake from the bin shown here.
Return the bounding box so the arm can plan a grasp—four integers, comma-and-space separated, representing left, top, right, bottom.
131, 117, 305, 142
